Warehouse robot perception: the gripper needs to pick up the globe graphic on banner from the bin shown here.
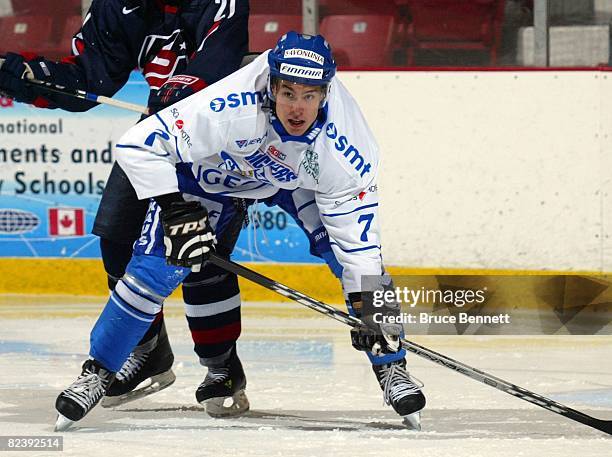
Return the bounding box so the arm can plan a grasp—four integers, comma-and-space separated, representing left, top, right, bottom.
0, 209, 40, 235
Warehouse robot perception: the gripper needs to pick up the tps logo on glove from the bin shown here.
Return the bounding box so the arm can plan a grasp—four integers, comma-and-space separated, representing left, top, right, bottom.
166, 219, 207, 236
160, 201, 216, 272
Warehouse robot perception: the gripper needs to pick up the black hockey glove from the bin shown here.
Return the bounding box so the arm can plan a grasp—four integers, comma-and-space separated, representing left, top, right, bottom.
148, 75, 207, 114
0, 53, 37, 103
349, 292, 402, 356
160, 201, 216, 272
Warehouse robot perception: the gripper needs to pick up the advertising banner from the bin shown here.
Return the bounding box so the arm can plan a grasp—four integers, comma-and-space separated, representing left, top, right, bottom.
0, 73, 318, 263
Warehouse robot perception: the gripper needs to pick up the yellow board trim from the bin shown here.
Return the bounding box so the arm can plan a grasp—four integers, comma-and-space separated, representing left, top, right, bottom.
0, 258, 345, 303
1, 258, 609, 305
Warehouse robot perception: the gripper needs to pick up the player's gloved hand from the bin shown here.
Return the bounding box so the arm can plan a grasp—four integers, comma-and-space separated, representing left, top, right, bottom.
0, 53, 36, 103
351, 318, 402, 356
349, 292, 402, 356
160, 200, 216, 272
148, 75, 207, 114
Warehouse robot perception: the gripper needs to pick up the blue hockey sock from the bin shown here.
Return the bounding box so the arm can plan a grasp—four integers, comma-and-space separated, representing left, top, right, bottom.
368, 348, 407, 366
90, 292, 157, 372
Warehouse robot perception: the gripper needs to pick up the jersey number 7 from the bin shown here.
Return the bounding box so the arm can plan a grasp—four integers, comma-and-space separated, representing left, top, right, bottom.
358, 213, 374, 242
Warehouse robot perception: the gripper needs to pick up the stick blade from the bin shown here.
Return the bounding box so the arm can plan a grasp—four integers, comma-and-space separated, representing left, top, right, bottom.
594, 419, 612, 436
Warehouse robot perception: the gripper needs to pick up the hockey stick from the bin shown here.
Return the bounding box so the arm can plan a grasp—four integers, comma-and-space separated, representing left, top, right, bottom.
1, 52, 260, 114
24, 77, 149, 114
209, 253, 612, 436
0, 57, 148, 113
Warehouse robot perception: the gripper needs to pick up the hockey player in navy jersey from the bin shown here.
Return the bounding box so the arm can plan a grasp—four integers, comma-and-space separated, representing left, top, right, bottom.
0, 0, 257, 410
54, 32, 426, 432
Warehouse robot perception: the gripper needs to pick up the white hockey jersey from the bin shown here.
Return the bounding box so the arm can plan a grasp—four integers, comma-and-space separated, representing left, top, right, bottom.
116, 52, 382, 293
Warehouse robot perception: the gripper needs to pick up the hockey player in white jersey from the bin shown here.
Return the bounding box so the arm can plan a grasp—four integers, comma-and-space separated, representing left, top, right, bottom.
54, 32, 426, 431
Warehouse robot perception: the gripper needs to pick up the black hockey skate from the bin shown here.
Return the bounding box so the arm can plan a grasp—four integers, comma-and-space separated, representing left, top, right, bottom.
101, 323, 175, 407
373, 358, 426, 430
54, 359, 115, 432
195, 348, 249, 418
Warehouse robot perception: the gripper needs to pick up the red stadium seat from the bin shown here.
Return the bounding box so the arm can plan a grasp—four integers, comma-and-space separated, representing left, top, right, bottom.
6, 2, 83, 59
319, 0, 399, 16
11, 0, 81, 17
0, 15, 53, 55
404, 0, 506, 65
57, 15, 86, 57
250, 0, 302, 15
249, 14, 303, 52
319, 15, 397, 67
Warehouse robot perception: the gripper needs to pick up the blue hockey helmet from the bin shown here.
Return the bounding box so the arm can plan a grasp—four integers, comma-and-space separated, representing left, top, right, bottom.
268, 31, 336, 87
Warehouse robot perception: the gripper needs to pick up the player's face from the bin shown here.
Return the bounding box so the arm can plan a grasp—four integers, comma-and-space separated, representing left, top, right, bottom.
272, 80, 325, 136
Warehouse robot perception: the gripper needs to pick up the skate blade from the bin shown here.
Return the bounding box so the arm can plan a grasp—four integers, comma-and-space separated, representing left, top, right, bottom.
101, 370, 176, 408
402, 411, 422, 431
54, 413, 74, 432
202, 389, 250, 418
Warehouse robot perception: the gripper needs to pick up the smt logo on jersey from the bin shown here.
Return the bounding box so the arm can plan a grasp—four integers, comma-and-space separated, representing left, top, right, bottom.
325, 123, 372, 177
210, 91, 264, 112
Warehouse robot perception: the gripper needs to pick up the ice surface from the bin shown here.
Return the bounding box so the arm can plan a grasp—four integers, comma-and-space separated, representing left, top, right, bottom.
0, 298, 611, 456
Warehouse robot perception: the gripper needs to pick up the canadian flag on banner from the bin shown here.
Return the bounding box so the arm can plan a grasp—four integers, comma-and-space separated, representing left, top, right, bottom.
49, 208, 85, 236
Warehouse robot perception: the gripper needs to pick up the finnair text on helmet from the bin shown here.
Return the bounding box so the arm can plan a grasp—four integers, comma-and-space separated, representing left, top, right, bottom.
325, 123, 372, 177
279, 64, 323, 80
284, 49, 325, 65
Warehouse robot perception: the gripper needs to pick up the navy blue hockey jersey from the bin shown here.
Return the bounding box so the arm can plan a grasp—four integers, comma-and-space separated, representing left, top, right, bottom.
26, 0, 249, 111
